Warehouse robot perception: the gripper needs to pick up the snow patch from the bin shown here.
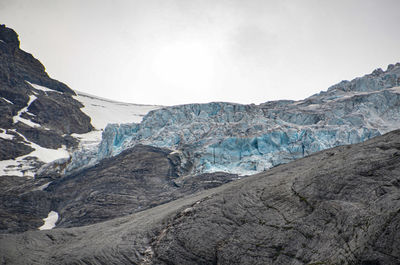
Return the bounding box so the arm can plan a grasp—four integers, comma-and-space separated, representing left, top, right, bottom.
74, 91, 161, 130
38, 211, 59, 230
0, 130, 14, 140
0, 159, 26, 177
72, 130, 103, 145
0, 131, 70, 177
1, 97, 13, 104
26, 81, 61, 94
16, 131, 70, 163
12, 95, 40, 127
29, 144, 69, 164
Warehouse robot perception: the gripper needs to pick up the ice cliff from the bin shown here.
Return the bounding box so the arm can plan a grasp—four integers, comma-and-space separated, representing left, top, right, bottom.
65, 63, 400, 176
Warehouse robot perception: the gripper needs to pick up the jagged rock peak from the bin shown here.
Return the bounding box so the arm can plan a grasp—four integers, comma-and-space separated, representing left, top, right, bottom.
0, 24, 20, 49
0, 24, 76, 95
0, 25, 94, 176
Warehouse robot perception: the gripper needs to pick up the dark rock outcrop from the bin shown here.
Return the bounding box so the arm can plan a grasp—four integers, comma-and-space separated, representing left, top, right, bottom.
0, 25, 75, 95
0, 24, 93, 164
0, 176, 52, 233
48, 145, 239, 228
1, 130, 399, 264
0, 138, 33, 160
15, 123, 78, 149
0, 144, 239, 233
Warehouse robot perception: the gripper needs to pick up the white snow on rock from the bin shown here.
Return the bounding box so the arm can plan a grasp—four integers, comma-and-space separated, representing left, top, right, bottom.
0, 159, 24, 177
17, 131, 70, 163
38, 211, 59, 230
74, 91, 161, 130
1, 97, 13, 104
0, 131, 70, 177
1, 88, 160, 178
12, 94, 40, 127
25, 81, 61, 94
0, 130, 14, 140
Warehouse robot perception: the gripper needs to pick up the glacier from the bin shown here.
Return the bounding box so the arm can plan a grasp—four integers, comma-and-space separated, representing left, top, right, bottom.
63, 63, 400, 176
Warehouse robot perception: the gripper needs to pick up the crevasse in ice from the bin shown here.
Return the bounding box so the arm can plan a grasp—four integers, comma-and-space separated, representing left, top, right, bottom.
65, 63, 400, 175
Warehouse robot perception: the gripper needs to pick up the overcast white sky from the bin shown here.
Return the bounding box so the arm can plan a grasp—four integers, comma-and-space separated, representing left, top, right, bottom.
1, 0, 400, 105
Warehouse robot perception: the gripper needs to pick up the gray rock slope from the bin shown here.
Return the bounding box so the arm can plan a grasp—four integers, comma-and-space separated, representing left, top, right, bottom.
0, 144, 238, 233
1, 129, 399, 265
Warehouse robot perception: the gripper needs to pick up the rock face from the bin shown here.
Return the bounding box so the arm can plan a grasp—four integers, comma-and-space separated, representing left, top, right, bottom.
1, 130, 399, 264
0, 176, 53, 233
0, 144, 238, 233
67, 63, 400, 176
0, 25, 93, 176
47, 145, 238, 229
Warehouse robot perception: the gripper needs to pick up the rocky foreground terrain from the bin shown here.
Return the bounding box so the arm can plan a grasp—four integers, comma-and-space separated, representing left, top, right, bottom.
1, 129, 399, 264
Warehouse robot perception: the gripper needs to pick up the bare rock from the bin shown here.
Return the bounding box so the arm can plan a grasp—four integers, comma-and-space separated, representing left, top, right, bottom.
1, 130, 400, 264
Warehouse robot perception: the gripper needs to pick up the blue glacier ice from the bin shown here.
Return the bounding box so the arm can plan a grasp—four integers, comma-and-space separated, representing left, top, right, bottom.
64, 63, 400, 176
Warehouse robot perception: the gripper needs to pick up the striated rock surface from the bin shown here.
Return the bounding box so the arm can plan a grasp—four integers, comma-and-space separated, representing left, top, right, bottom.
0, 144, 238, 233
67, 63, 400, 176
1, 129, 399, 264
47, 145, 238, 229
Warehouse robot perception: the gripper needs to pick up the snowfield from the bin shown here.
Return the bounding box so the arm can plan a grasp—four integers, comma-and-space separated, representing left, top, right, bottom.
0, 89, 161, 177
74, 91, 161, 130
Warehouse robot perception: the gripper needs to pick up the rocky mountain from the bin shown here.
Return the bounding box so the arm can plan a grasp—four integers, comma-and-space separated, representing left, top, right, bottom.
0, 25, 160, 177
1, 25, 400, 264
1, 129, 399, 264
0, 24, 92, 176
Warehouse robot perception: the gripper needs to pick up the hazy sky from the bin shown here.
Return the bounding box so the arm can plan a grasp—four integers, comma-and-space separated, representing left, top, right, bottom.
1, 0, 400, 105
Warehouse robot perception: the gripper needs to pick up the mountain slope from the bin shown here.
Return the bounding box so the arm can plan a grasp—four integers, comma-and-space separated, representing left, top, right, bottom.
1, 129, 399, 264
0, 25, 93, 176
0, 143, 238, 233
0, 25, 161, 177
